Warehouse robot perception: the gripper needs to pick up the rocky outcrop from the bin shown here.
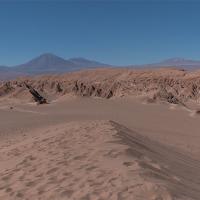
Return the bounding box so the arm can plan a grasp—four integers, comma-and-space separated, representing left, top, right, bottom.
1, 68, 200, 104
152, 87, 184, 105
24, 83, 47, 104
0, 82, 14, 96
72, 81, 117, 99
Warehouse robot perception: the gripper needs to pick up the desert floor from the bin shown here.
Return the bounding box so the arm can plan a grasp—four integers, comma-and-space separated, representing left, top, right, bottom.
0, 97, 200, 199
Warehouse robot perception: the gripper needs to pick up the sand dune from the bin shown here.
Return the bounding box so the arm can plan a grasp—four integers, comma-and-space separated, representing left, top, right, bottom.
0, 120, 199, 199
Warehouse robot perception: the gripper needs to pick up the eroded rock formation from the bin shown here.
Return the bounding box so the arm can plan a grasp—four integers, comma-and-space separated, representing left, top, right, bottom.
1, 68, 200, 104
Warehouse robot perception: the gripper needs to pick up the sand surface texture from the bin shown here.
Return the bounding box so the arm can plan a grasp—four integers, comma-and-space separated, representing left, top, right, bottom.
0, 119, 200, 200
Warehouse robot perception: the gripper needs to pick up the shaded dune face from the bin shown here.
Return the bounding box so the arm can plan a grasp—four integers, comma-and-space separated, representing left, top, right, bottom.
111, 121, 200, 200
1, 68, 200, 104
0, 120, 199, 200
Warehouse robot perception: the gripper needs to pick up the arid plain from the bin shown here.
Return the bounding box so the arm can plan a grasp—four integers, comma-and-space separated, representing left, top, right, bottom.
0, 68, 200, 200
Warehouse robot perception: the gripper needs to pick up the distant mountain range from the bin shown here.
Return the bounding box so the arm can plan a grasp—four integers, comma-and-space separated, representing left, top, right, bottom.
1, 54, 200, 80
0, 53, 110, 80
145, 58, 200, 68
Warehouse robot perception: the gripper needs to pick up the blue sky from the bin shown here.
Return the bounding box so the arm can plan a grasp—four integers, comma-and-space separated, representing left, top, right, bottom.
0, 0, 200, 66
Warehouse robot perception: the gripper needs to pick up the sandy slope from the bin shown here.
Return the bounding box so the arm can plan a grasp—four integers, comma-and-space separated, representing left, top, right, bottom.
0, 121, 169, 200
0, 120, 200, 200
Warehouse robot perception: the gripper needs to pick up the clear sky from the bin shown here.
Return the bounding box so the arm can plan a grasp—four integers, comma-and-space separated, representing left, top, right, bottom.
0, 0, 200, 66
